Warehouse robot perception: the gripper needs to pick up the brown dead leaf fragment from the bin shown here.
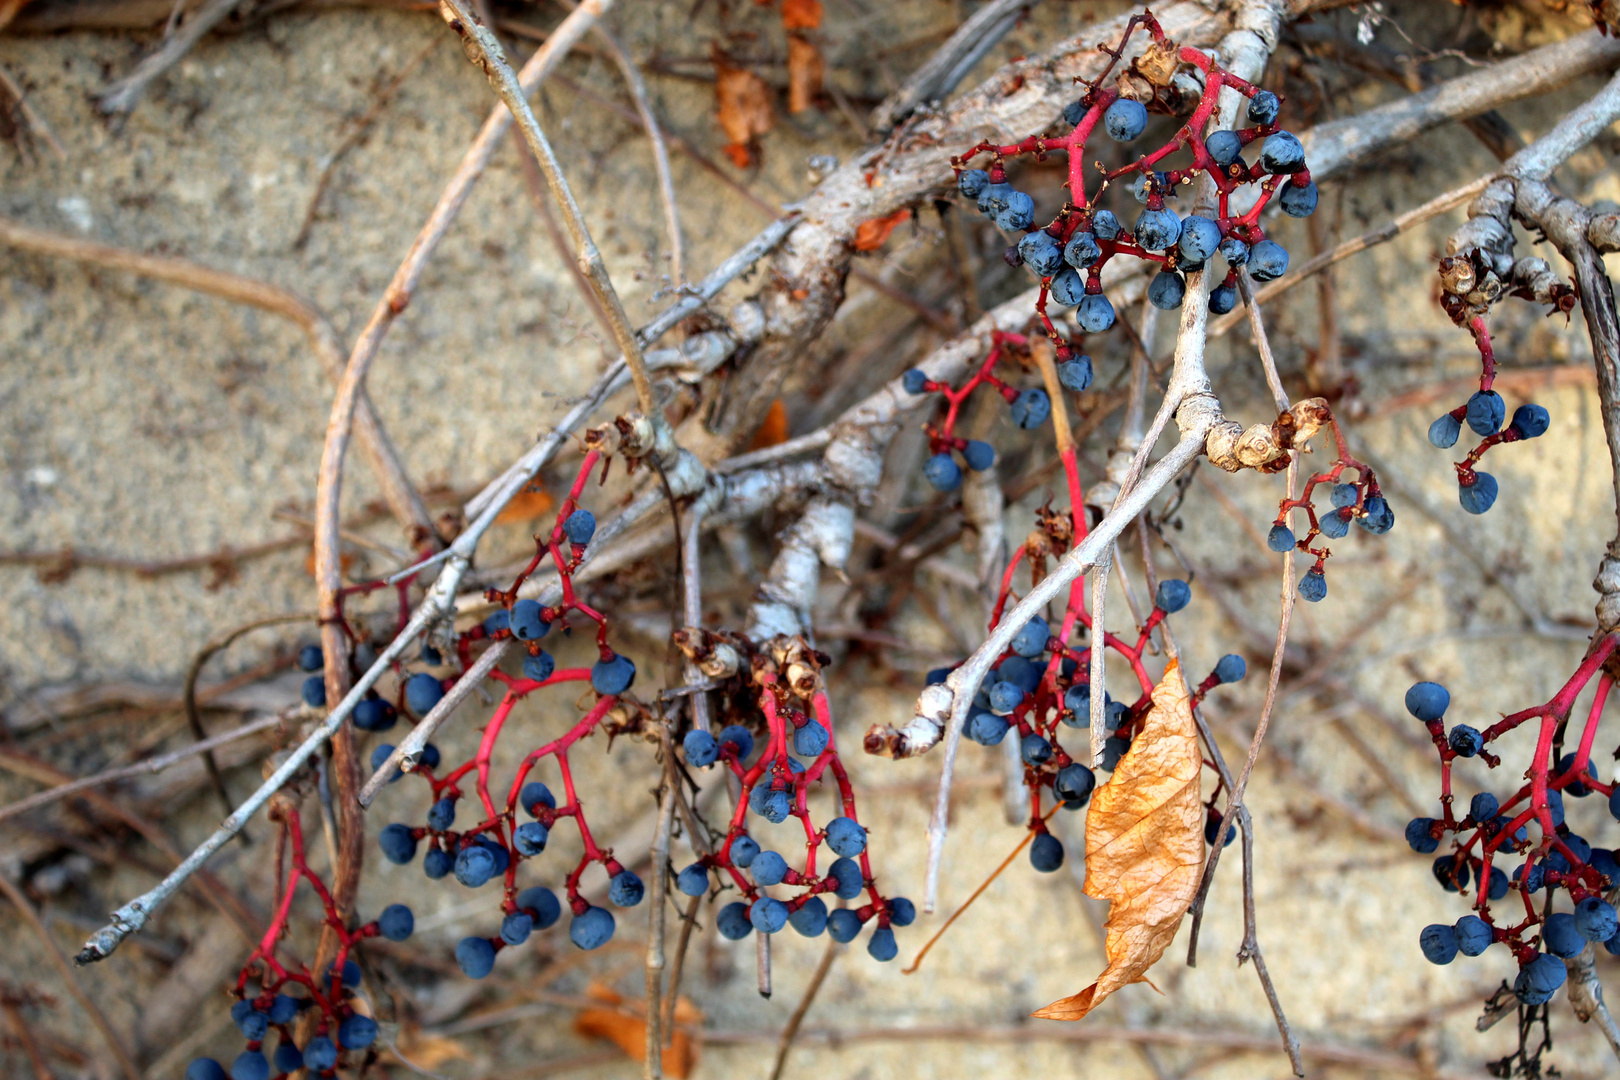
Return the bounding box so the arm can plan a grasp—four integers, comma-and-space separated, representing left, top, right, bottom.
786, 33, 824, 114
852, 208, 911, 252
713, 50, 773, 168
573, 982, 703, 1077
780, 0, 822, 31
1033, 658, 1203, 1021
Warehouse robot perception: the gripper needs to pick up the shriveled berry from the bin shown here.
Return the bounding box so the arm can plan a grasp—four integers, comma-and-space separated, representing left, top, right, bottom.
1248, 90, 1280, 125
1428, 412, 1461, 448
1267, 524, 1295, 552
1320, 510, 1350, 539
1515, 952, 1567, 1004
1419, 924, 1458, 964
1049, 267, 1085, 307
995, 190, 1036, 231
1298, 569, 1327, 603
1470, 792, 1500, 821
957, 169, 990, 198
1466, 390, 1506, 436
1432, 854, 1470, 892
1448, 724, 1484, 757
1248, 239, 1289, 281
1358, 496, 1394, 534
1260, 131, 1306, 174
902, 368, 929, 394
1218, 236, 1249, 265
1063, 231, 1101, 269
684, 729, 719, 767
522, 650, 555, 682
1455, 914, 1493, 956
793, 719, 829, 757
1459, 472, 1498, 515
1092, 210, 1121, 240
1405, 817, 1439, 853
1010, 388, 1051, 430
1134, 208, 1181, 252
1075, 293, 1115, 332
1577, 897, 1620, 943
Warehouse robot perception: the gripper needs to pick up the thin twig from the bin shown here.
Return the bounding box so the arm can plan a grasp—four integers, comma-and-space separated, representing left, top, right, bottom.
769, 937, 841, 1080
0, 874, 141, 1080
0, 61, 66, 159
94, 0, 245, 114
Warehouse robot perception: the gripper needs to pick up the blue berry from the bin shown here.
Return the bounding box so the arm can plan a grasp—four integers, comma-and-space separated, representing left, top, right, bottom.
303, 1037, 338, 1073
1148, 271, 1185, 310
1155, 578, 1191, 613
609, 870, 644, 907
1433, 854, 1470, 892
677, 863, 709, 897
1358, 495, 1394, 534
522, 650, 555, 682
1548, 788, 1567, 827
1592, 848, 1620, 885
827, 908, 862, 943
513, 821, 549, 857
188, 1060, 229, 1080
889, 898, 916, 927
1556, 752, 1598, 796
1177, 215, 1221, 263
1030, 831, 1064, 872
1267, 524, 1295, 552
958, 169, 990, 198
1205, 130, 1243, 168
483, 610, 510, 635
339, 1014, 378, 1050
968, 711, 1010, 745
1010, 387, 1051, 429
231, 1050, 269, 1080
404, 672, 443, 715
1511, 403, 1550, 438
1470, 792, 1500, 821
1279, 179, 1317, 217
1248, 90, 1280, 125
923, 453, 963, 492
750, 850, 789, 887
1057, 356, 1093, 392
235, 1005, 268, 1040
751, 897, 790, 934
1466, 391, 1505, 436
1248, 239, 1289, 281
421, 644, 442, 666
1010, 616, 1049, 658
378, 823, 417, 865
266, 995, 300, 1024
1427, 412, 1461, 448
790, 720, 827, 757
378, 903, 414, 941
719, 725, 755, 760
301, 675, 326, 708
419, 744, 441, 770
750, 785, 792, 823
1405, 682, 1449, 721
370, 743, 401, 784
1489, 866, 1510, 900
521, 781, 556, 816
963, 440, 995, 471
1260, 131, 1305, 174
1075, 293, 1116, 332
976, 182, 1012, 216
829, 856, 864, 899
500, 912, 533, 946
1105, 700, 1130, 731
1515, 952, 1568, 1005
327, 959, 361, 989
1100, 735, 1130, 771
423, 847, 452, 879
988, 681, 1025, 715
570, 906, 616, 949
717, 901, 753, 940
1208, 283, 1237, 314
902, 368, 928, 395
1544, 911, 1585, 957
1458, 472, 1498, 515
1514, 862, 1546, 893
1329, 483, 1358, 509
1062, 100, 1086, 126
1419, 924, 1458, 964
591, 653, 636, 695
868, 925, 899, 962
1134, 208, 1181, 252
683, 729, 719, 767
1577, 897, 1619, 942
791, 896, 829, 937
1019, 231, 1064, 276
1565, 833, 1592, 861
563, 508, 596, 545
517, 886, 561, 929
1055, 763, 1095, 807
454, 844, 497, 887
1455, 915, 1493, 956
1405, 818, 1439, 853
995, 190, 1035, 232
1214, 654, 1246, 683
1448, 724, 1484, 757
1104, 98, 1147, 141
1205, 812, 1236, 847
272, 1043, 302, 1074
1020, 733, 1052, 765
731, 835, 761, 868
297, 644, 323, 672
997, 655, 1041, 692
1092, 209, 1121, 240
510, 598, 550, 641
479, 837, 510, 875
456, 936, 496, 977
1064, 231, 1101, 269
1298, 569, 1327, 603
826, 817, 868, 857
353, 695, 396, 732
1318, 510, 1350, 539
1049, 267, 1085, 307
1218, 236, 1250, 266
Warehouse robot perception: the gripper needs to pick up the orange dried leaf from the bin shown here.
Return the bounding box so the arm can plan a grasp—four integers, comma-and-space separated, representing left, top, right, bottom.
786, 33, 824, 114
748, 399, 789, 450
495, 484, 554, 525
572, 983, 703, 1078
781, 0, 822, 30
852, 208, 911, 252
304, 549, 353, 579
714, 54, 773, 168
1032, 658, 1203, 1021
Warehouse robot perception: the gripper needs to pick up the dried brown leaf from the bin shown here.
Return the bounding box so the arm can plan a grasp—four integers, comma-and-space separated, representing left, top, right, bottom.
852, 208, 910, 252
713, 52, 773, 168
1032, 658, 1203, 1021
572, 982, 703, 1078
780, 0, 822, 31
786, 33, 824, 114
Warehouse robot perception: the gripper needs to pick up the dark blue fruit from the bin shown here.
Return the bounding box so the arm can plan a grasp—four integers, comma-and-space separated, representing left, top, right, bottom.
963, 440, 995, 471
1405, 681, 1449, 721
1205, 130, 1243, 168
570, 906, 616, 950
1218, 236, 1249, 266
379, 823, 417, 865
1448, 725, 1484, 757
1247, 91, 1279, 124
830, 856, 864, 899
717, 901, 753, 940
1267, 524, 1295, 552
958, 169, 990, 198
591, 653, 636, 695
563, 508, 596, 545
791, 896, 829, 937
924, 453, 963, 492
1298, 570, 1327, 603
1432, 854, 1469, 892
404, 672, 444, 715
1056, 763, 1095, 808
1208, 284, 1236, 314
1134, 208, 1181, 252
454, 844, 497, 887
378, 903, 414, 941
1279, 179, 1317, 217
1470, 792, 1500, 821
522, 781, 556, 815
1428, 412, 1461, 448
510, 598, 550, 640
1064, 231, 1101, 269
1515, 952, 1567, 1005
1019, 231, 1064, 276
1543, 911, 1585, 957
719, 725, 755, 760
684, 729, 718, 767
1214, 654, 1246, 683
1248, 239, 1288, 281
1148, 271, 1185, 310
297, 644, 323, 672
902, 368, 928, 394
1459, 472, 1498, 515
868, 925, 899, 962
1358, 495, 1394, 534
1057, 356, 1093, 393
826, 816, 868, 857
750, 850, 789, 886
1076, 293, 1115, 332
1455, 914, 1493, 956
1155, 578, 1191, 613
1511, 403, 1549, 438
1575, 897, 1618, 943
339, 1014, 378, 1050
1177, 215, 1221, 262
1049, 267, 1085, 308
1405, 817, 1439, 854
517, 886, 561, 929
303, 1037, 338, 1073
301, 676, 326, 708
1104, 98, 1147, 141
1260, 131, 1305, 174
1020, 733, 1052, 765
1466, 391, 1505, 436
514, 821, 548, 857
827, 908, 862, 943
793, 720, 829, 757
456, 936, 496, 978
1030, 832, 1064, 872
231, 1050, 270, 1080
500, 911, 533, 946
968, 711, 1010, 745
423, 847, 452, 879
1092, 210, 1121, 240
522, 650, 555, 682
1010, 388, 1051, 429
609, 870, 645, 907
750, 897, 790, 934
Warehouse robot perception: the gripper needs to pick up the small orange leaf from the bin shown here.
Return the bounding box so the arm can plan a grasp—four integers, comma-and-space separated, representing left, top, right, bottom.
714, 51, 773, 168
1032, 658, 1203, 1021
781, 0, 822, 30
573, 983, 702, 1078
495, 484, 554, 525
786, 33, 824, 114
748, 399, 789, 450
853, 208, 911, 252
304, 549, 354, 579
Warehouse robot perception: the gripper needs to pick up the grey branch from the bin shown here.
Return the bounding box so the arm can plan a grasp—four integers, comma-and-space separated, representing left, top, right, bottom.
95, 0, 246, 115
868, 0, 1040, 135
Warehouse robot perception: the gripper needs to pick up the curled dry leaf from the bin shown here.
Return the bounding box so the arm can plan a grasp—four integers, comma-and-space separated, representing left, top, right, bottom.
786, 33, 824, 114
748, 399, 790, 450
852, 208, 911, 252
573, 982, 703, 1077
713, 51, 774, 168
1032, 658, 1203, 1021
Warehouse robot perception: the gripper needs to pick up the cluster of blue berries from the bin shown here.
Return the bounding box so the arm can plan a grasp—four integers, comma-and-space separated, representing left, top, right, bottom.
1266, 467, 1392, 604
1428, 394, 1550, 515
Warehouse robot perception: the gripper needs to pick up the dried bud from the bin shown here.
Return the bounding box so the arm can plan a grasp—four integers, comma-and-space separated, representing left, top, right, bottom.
1133, 37, 1180, 86
1438, 256, 1475, 297
1286, 398, 1332, 448
700, 643, 742, 680
1204, 418, 1245, 472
